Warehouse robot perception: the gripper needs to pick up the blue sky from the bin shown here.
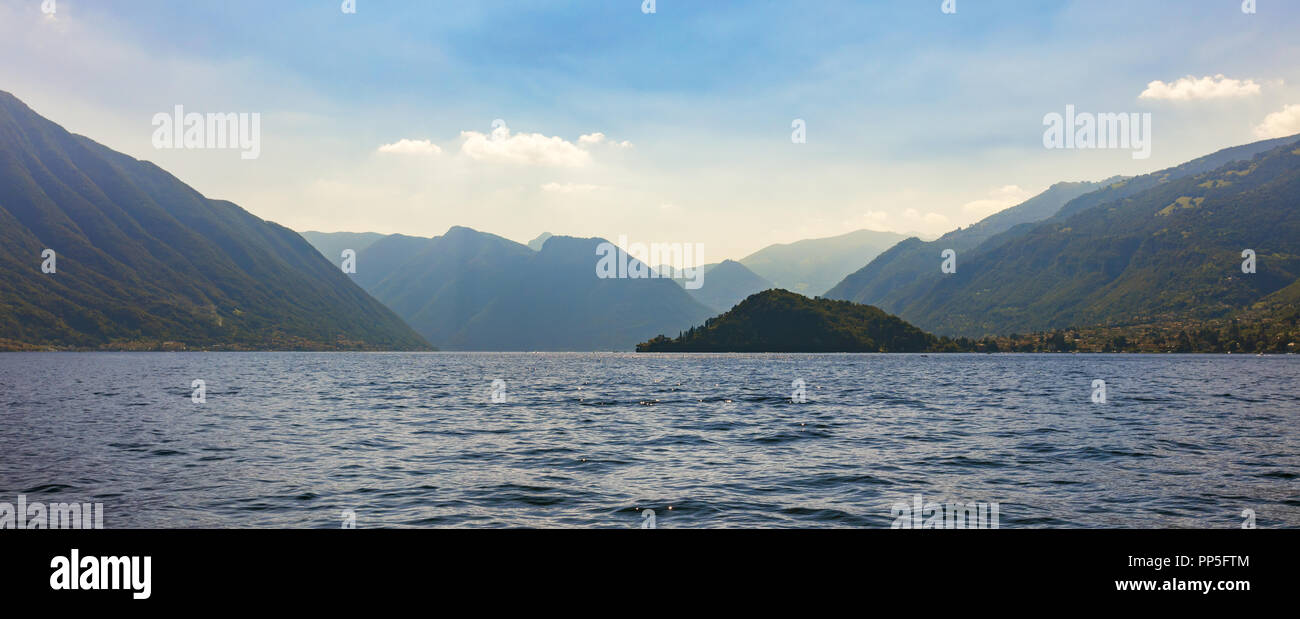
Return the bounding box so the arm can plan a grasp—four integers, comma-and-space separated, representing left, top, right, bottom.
3, 0, 1299, 259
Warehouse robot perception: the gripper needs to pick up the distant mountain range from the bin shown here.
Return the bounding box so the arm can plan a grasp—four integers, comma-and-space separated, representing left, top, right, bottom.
300, 231, 385, 265
10, 87, 1291, 353
738, 228, 906, 297
657, 259, 773, 313
637, 289, 955, 352
827, 134, 1300, 338
0, 91, 429, 351
306, 228, 714, 350
303, 131, 1300, 350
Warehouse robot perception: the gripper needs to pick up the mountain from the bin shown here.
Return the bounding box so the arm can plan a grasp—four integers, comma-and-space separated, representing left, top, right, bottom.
636, 289, 951, 352
348, 233, 441, 291
301, 231, 386, 265
666, 259, 773, 313
950, 179, 1126, 248
739, 228, 906, 296
0, 91, 429, 351
880, 135, 1300, 337
348, 228, 715, 350
963, 134, 1300, 267
827, 135, 1300, 326
1052, 135, 1300, 221
450, 235, 715, 350
363, 227, 534, 346
527, 232, 553, 251
825, 179, 1116, 308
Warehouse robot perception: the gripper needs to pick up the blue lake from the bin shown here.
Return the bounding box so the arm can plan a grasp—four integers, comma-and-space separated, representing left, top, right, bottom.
1, 352, 1296, 528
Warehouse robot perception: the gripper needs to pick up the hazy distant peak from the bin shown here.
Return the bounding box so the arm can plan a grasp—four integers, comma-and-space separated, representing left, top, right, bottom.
443, 225, 484, 237
739, 228, 907, 297
538, 234, 603, 249
528, 232, 554, 251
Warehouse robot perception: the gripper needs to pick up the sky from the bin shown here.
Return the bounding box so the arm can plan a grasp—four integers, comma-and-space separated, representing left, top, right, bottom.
2, 0, 1299, 260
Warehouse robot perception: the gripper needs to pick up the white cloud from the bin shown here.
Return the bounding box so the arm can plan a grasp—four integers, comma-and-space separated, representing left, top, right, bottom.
859, 208, 950, 236
1138, 74, 1262, 101
902, 208, 952, 228
1253, 104, 1300, 139
862, 210, 890, 225
541, 182, 603, 193
961, 184, 1033, 218
460, 121, 591, 167
579, 132, 633, 148
377, 138, 442, 156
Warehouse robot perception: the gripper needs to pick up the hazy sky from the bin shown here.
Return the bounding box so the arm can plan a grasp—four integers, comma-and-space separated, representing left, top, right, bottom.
3, 0, 1299, 259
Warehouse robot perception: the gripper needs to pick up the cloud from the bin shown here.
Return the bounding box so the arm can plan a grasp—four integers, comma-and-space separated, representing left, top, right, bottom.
1253, 104, 1300, 139
377, 138, 442, 156
862, 210, 890, 225
1138, 74, 1262, 101
901, 208, 952, 228
961, 185, 1033, 218
460, 121, 591, 167
380, 125, 630, 168
541, 182, 603, 193
579, 132, 633, 148
860, 208, 950, 235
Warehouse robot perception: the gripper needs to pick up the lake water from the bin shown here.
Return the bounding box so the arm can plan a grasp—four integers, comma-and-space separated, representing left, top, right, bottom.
0, 352, 1296, 528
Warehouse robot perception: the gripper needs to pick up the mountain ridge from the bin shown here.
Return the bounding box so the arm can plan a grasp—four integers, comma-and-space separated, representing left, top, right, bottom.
826, 135, 1300, 339
665, 259, 774, 313
889, 136, 1300, 337
322, 228, 715, 350
825, 179, 1118, 308
739, 228, 906, 296
0, 91, 430, 351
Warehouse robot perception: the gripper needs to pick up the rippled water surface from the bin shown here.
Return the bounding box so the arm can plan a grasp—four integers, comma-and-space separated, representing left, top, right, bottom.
0, 352, 1296, 528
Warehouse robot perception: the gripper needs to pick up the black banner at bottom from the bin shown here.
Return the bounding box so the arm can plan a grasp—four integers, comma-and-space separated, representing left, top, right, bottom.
0, 529, 1288, 607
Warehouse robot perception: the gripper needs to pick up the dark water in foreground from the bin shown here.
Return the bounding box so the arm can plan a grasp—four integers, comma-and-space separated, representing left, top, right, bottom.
0, 352, 1296, 528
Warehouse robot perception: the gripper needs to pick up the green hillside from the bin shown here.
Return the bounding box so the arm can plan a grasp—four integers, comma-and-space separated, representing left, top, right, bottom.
895, 137, 1300, 337
0, 91, 430, 351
